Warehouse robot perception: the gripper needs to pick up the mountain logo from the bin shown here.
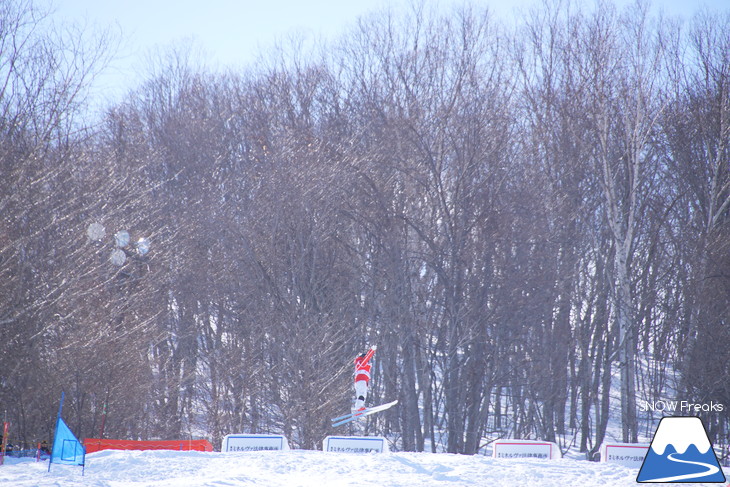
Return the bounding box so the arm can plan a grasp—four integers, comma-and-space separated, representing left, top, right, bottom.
637, 416, 726, 483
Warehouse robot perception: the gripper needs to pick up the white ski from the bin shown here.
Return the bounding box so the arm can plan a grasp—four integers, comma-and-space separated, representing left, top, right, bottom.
331, 400, 398, 427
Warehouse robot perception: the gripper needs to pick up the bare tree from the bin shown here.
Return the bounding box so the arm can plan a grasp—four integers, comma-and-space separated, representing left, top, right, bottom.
572, 1, 668, 443
0, 0, 115, 445
661, 9, 730, 434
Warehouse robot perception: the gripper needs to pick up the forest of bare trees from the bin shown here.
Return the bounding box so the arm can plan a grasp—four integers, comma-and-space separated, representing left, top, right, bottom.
1, 0, 729, 458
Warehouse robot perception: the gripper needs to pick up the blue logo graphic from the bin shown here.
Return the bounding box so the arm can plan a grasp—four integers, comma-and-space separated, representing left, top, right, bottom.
637, 416, 726, 483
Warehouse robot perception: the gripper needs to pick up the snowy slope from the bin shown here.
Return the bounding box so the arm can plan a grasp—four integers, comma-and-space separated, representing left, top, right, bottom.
1, 449, 728, 487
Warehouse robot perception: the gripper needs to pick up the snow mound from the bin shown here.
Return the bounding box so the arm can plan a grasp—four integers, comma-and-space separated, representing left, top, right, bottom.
0, 448, 725, 487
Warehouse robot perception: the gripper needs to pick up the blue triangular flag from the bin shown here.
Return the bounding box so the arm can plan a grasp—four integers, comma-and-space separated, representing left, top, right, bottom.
48, 392, 85, 474
50, 416, 85, 467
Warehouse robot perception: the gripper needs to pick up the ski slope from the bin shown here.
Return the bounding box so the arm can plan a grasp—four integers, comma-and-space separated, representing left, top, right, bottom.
2, 449, 728, 487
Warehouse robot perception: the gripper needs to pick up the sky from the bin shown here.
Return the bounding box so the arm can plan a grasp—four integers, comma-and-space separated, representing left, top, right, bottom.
51, 0, 727, 108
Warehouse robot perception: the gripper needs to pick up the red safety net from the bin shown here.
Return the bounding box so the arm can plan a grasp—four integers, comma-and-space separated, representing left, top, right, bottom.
84, 438, 213, 453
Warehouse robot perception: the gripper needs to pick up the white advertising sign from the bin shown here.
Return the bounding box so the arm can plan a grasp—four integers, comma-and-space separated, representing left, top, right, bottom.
600, 442, 649, 468
323, 436, 389, 453
222, 434, 290, 452
492, 439, 559, 460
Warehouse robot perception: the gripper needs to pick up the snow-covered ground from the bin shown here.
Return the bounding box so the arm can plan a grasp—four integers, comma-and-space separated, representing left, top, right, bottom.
1, 449, 728, 487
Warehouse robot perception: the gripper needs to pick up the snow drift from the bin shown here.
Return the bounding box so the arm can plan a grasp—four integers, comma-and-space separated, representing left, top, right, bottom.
2, 448, 728, 487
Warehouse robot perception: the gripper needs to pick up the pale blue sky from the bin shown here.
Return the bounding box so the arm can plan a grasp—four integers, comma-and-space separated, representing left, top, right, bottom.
52, 0, 726, 107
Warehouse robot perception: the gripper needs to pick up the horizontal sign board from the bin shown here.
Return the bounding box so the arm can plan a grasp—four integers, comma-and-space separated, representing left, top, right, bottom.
222, 434, 289, 452
323, 436, 389, 453
600, 443, 649, 468
492, 439, 559, 460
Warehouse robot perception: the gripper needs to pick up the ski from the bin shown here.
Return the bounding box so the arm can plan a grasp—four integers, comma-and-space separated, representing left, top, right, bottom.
331, 410, 359, 423
331, 400, 398, 427
331, 390, 388, 423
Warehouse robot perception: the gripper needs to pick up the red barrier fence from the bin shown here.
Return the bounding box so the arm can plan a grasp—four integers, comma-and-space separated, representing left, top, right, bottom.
84, 438, 213, 453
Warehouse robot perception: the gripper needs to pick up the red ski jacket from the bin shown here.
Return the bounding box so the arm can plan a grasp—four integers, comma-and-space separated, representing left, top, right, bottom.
354, 349, 375, 384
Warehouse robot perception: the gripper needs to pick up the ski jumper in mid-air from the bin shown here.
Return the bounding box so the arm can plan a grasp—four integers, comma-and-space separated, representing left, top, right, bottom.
330, 345, 396, 427
353, 347, 376, 411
